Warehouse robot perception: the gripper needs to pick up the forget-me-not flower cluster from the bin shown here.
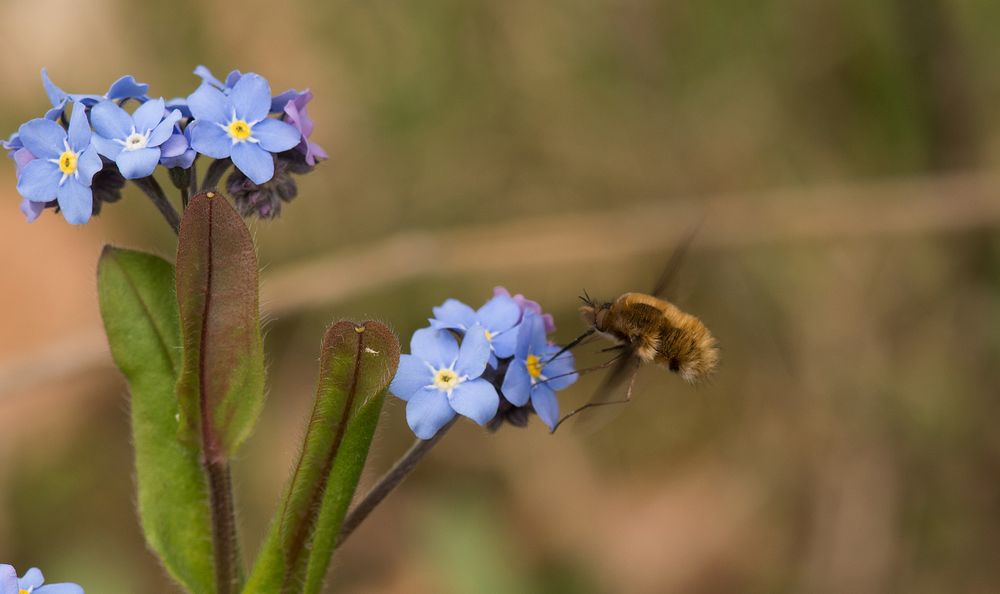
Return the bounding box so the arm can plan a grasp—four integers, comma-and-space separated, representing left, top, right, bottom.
389, 288, 578, 438
5, 67, 327, 225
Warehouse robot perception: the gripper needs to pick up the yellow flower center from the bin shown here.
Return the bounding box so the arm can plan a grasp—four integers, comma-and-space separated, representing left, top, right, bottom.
21, 589, 30, 594
433, 368, 459, 391
483, 329, 494, 342
227, 119, 252, 141
58, 150, 78, 175
526, 354, 543, 379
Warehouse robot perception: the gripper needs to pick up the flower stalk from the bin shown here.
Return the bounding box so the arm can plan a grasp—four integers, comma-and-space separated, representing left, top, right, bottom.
132, 175, 180, 234
336, 417, 457, 550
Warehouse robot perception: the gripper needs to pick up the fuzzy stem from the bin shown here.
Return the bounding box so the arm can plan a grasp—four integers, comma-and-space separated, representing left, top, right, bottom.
132, 176, 180, 235
335, 418, 457, 550
201, 158, 232, 193
206, 460, 241, 594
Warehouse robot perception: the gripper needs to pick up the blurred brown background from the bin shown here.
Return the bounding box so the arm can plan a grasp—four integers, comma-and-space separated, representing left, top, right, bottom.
3, 0, 1000, 592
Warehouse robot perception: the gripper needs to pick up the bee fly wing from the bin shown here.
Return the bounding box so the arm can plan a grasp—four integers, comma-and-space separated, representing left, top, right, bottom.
650, 216, 705, 299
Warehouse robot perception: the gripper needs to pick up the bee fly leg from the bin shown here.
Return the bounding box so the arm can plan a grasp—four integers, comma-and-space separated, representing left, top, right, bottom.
550, 365, 639, 433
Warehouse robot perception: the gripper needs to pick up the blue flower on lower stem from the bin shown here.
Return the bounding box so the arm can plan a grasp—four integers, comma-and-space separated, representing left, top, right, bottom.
90, 98, 181, 179
430, 295, 522, 359
389, 327, 500, 439
15, 102, 101, 224
501, 312, 578, 430
187, 73, 302, 184
1, 564, 83, 594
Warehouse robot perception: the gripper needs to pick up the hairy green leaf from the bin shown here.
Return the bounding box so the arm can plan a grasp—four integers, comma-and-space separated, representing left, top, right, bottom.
175, 191, 265, 462
97, 246, 215, 594
243, 321, 399, 594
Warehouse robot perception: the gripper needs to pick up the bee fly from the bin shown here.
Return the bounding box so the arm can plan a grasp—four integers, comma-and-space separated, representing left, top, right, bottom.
549, 225, 719, 431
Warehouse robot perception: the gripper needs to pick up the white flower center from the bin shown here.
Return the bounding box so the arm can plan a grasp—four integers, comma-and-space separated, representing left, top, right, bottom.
116, 126, 152, 152
123, 131, 149, 151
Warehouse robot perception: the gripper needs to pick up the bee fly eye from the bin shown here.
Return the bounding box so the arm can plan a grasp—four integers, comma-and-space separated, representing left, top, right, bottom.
669, 358, 681, 372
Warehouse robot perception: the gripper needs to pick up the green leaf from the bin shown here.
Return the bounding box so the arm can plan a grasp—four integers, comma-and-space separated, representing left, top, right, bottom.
97, 246, 215, 594
175, 191, 266, 462
243, 320, 399, 594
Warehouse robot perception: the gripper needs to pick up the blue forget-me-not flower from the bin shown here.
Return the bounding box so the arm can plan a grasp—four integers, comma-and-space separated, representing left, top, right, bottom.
15, 102, 101, 224
389, 327, 500, 439
1, 564, 83, 594
91, 98, 182, 179
187, 73, 302, 184
501, 312, 578, 431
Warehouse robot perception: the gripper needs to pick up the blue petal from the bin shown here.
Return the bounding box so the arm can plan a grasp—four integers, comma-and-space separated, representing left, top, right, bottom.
21, 198, 46, 222
165, 97, 192, 118
231, 142, 274, 184
2, 131, 21, 150
524, 313, 549, 356
91, 101, 132, 141
449, 378, 499, 425
224, 70, 243, 88
188, 84, 231, 125
542, 345, 578, 390
230, 73, 271, 122
116, 147, 161, 179
431, 298, 476, 330
252, 118, 301, 153
19, 568, 44, 589
132, 97, 165, 134
477, 295, 521, 332
66, 102, 92, 152
56, 179, 93, 224
514, 313, 546, 360
148, 110, 182, 147
194, 65, 225, 89
35, 585, 84, 594
500, 360, 531, 406
77, 146, 102, 185
43, 101, 66, 122
41, 68, 67, 107
92, 135, 124, 160
270, 88, 304, 113
189, 120, 232, 159
0, 564, 17, 594
17, 118, 65, 160
490, 325, 519, 359
410, 328, 459, 370
406, 388, 456, 439
161, 148, 196, 170
159, 132, 188, 158
105, 75, 149, 101
531, 383, 560, 430
389, 354, 432, 401
67, 93, 105, 107
16, 159, 60, 202
455, 325, 491, 378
